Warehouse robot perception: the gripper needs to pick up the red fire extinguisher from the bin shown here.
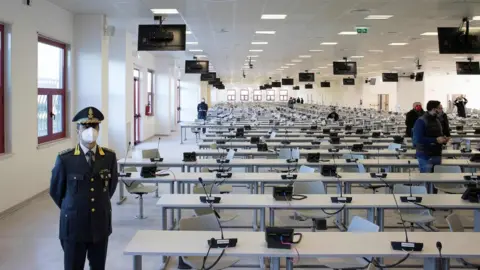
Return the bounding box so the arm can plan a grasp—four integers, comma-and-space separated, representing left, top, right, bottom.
145, 104, 151, 116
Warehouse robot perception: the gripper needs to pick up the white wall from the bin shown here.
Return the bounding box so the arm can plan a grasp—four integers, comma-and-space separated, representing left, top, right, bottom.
180, 74, 202, 121
0, 0, 75, 213
397, 78, 425, 112
362, 76, 398, 111
425, 73, 480, 111
133, 51, 156, 141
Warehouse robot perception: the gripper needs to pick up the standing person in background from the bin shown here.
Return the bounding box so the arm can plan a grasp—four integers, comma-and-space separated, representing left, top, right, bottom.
296, 97, 301, 104
454, 95, 468, 118
405, 102, 424, 137
197, 98, 208, 134
300, 98, 304, 104
327, 107, 339, 121
287, 97, 294, 109
413, 100, 450, 173
438, 104, 451, 137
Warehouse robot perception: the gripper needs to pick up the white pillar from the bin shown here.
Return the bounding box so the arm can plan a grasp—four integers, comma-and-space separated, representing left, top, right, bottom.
155, 56, 176, 135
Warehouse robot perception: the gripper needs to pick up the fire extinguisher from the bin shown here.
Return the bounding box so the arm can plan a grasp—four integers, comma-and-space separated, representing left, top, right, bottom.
145, 104, 151, 116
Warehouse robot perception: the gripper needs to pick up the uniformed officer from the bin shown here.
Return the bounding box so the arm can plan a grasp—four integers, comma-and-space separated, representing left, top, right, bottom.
49, 107, 118, 270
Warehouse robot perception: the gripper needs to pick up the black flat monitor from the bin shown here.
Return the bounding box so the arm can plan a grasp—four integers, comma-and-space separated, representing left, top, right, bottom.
259, 85, 266, 90
456, 61, 480, 75
438, 27, 480, 54
299, 72, 315, 82
138, 24, 186, 51
382, 73, 399, 82
415, 72, 424, 81
333, 61, 357, 75
343, 78, 355, 85
272, 81, 281, 88
185, 60, 209, 74
282, 78, 294, 86
305, 83, 313, 89
293, 86, 300, 90
320, 81, 331, 88
201, 72, 216, 82
264, 84, 272, 89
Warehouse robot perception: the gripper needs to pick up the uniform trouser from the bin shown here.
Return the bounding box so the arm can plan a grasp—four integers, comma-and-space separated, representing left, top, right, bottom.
61, 238, 109, 270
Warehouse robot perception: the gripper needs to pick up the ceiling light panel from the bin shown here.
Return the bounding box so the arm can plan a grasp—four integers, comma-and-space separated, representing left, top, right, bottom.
286, 63, 296, 66
309, 49, 324, 52
251, 41, 268, 45
368, 49, 384, 53
389, 43, 408, 46
338, 31, 358, 35
299, 55, 312, 58
186, 31, 192, 34
351, 55, 364, 58
249, 49, 263, 52
186, 42, 198, 45
420, 32, 438, 36
261, 14, 287, 20
321, 42, 338, 45
292, 59, 303, 62
365, 15, 393, 20
189, 49, 203, 52
151, 9, 179, 14
255, 31, 276, 34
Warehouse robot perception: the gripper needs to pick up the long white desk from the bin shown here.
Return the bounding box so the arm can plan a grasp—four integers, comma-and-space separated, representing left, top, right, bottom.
124, 231, 480, 270
203, 136, 414, 143
198, 141, 414, 149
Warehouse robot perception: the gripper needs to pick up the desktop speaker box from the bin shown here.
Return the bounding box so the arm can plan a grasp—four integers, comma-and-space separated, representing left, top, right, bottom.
250, 136, 260, 144
321, 165, 338, 177
183, 152, 197, 162
307, 153, 320, 163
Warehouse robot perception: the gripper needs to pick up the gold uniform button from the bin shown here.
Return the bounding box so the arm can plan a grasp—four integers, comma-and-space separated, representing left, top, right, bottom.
91, 178, 94, 182
90, 188, 94, 192
91, 198, 95, 202
91, 208, 95, 213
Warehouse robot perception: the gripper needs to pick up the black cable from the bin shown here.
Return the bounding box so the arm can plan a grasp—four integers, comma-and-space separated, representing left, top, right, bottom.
437, 241, 443, 270
363, 253, 410, 269
319, 204, 346, 216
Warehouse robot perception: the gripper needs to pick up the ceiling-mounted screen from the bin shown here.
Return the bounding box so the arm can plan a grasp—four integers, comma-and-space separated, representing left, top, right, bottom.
456, 61, 480, 75
299, 72, 315, 82
201, 72, 216, 81
271, 81, 281, 88
305, 83, 313, 89
333, 61, 357, 75
210, 78, 221, 85
293, 86, 300, 90
370, 78, 376, 85
438, 27, 480, 54
382, 73, 399, 82
259, 85, 266, 90
320, 81, 331, 88
185, 60, 209, 74
343, 78, 355, 85
415, 72, 424, 81
138, 24, 186, 51
281, 78, 294, 86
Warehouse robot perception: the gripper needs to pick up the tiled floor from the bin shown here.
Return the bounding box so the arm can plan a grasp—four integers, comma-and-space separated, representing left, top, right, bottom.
0, 131, 473, 269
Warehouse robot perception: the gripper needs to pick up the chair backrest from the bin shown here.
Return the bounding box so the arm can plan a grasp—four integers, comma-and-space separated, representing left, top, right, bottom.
278, 148, 297, 159
388, 143, 402, 150
179, 214, 219, 231
342, 154, 365, 160
193, 184, 220, 195
293, 180, 326, 195
357, 163, 367, 173
142, 149, 160, 159
393, 184, 430, 216
124, 181, 143, 193
347, 216, 380, 233
298, 165, 315, 173
446, 213, 464, 232
433, 165, 462, 173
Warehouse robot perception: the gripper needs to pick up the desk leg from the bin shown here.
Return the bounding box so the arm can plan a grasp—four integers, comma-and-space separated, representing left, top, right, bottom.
260, 208, 265, 231
367, 208, 375, 224
285, 258, 294, 270
475, 210, 480, 232
117, 181, 127, 205
270, 257, 280, 270
180, 127, 184, 144
269, 209, 275, 226
155, 183, 159, 198
260, 182, 265, 194
161, 207, 167, 230
377, 208, 384, 232
133, 255, 142, 270
423, 257, 449, 270
169, 182, 174, 228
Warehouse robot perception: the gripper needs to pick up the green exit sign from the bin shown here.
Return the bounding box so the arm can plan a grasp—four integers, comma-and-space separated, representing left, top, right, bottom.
356, 27, 368, 34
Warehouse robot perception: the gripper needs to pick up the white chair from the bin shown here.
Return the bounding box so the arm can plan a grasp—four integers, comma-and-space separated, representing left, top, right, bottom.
356, 163, 388, 193
433, 165, 467, 194
446, 213, 480, 267
124, 180, 157, 219
178, 214, 240, 270
298, 165, 315, 173
293, 179, 331, 231
192, 184, 237, 222
317, 216, 378, 269
388, 143, 402, 150
142, 149, 170, 171
393, 185, 436, 231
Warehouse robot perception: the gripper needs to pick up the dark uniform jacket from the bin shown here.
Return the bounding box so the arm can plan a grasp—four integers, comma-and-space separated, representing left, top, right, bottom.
197, 102, 208, 119
413, 113, 444, 157
50, 144, 118, 242
327, 112, 339, 121
404, 109, 424, 137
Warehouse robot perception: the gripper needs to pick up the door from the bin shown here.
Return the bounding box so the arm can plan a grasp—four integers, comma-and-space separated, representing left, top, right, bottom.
176, 79, 181, 123
377, 94, 390, 112
133, 69, 141, 145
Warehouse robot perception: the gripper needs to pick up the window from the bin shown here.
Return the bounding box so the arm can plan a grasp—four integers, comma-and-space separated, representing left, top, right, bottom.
227, 90, 236, 101
240, 90, 249, 101
0, 24, 4, 153
253, 90, 262, 101
146, 70, 154, 116
266, 90, 275, 101
37, 36, 67, 144
279, 90, 288, 101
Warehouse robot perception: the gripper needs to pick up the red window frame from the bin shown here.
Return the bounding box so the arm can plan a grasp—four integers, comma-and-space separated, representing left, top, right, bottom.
37, 36, 67, 144
147, 70, 154, 116
0, 24, 5, 153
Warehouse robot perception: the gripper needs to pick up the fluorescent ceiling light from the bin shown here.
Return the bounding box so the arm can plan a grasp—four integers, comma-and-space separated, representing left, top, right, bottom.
186, 31, 192, 35
299, 55, 312, 58
321, 42, 338, 45
251, 41, 268, 45
189, 49, 203, 52
453, 56, 467, 59
261, 14, 287, 20
292, 59, 302, 62
151, 9, 179, 14
245, 59, 257, 62
281, 66, 289, 68
365, 15, 393, 20
420, 32, 438, 36
247, 55, 259, 58
286, 63, 296, 66
383, 60, 396, 63
317, 66, 328, 69
195, 55, 207, 58
309, 49, 324, 52
473, 16, 480, 21
255, 31, 276, 35
368, 49, 384, 53
186, 42, 198, 45
389, 42, 408, 46
338, 31, 358, 35
402, 56, 415, 59
249, 49, 263, 52
327, 64, 333, 66
351, 55, 364, 58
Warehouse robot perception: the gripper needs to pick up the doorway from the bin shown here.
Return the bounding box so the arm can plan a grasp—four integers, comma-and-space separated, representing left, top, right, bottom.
378, 94, 390, 112
133, 69, 141, 145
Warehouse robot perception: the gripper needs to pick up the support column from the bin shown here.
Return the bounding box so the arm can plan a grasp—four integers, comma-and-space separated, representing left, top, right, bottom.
155, 56, 176, 135
73, 14, 110, 145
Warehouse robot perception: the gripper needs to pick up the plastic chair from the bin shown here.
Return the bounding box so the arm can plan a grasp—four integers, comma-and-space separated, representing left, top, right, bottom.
124, 180, 157, 219
393, 185, 436, 230
357, 163, 388, 193
446, 213, 480, 267
178, 214, 240, 270
298, 165, 315, 173
191, 127, 201, 143
317, 216, 378, 269
192, 184, 237, 222
142, 149, 169, 171
270, 148, 297, 173
199, 168, 233, 194
433, 165, 467, 194
293, 180, 331, 231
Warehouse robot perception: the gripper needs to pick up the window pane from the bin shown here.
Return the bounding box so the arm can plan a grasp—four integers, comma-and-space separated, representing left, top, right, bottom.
38, 42, 64, 89
52, 95, 63, 134
147, 72, 153, 93
134, 69, 140, 78
37, 95, 48, 137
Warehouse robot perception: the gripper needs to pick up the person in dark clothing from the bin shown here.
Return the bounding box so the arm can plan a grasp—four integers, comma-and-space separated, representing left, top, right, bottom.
327, 108, 339, 121
413, 100, 450, 173
296, 97, 301, 103
438, 104, 451, 137
454, 95, 468, 118
287, 98, 294, 109
300, 98, 304, 104
405, 102, 424, 137
197, 98, 208, 133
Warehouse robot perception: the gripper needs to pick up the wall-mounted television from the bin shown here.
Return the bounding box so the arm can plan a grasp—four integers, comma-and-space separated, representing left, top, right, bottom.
281, 78, 294, 86
305, 83, 313, 89
299, 73, 315, 82
438, 27, 480, 54
293, 86, 300, 90
456, 61, 480, 75
333, 61, 357, 75
138, 24, 186, 51
271, 81, 281, 87
343, 78, 355, 85
200, 72, 216, 81
320, 81, 331, 88
382, 73, 399, 82
185, 60, 209, 74
415, 72, 424, 81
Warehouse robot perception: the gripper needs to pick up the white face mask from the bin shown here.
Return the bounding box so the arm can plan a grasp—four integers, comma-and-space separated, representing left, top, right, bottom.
81, 127, 99, 144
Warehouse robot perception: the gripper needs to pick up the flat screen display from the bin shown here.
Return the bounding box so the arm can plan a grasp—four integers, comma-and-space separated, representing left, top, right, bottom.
282, 78, 294, 86
201, 72, 216, 81
299, 73, 315, 82
320, 81, 331, 88
138, 24, 186, 51
415, 72, 424, 81
185, 60, 209, 74
382, 73, 399, 82
333, 61, 357, 75
305, 83, 313, 89
438, 27, 480, 54
271, 81, 281, 88
343, 78, 355, 85
456, 61, 480, 75
293, 86, 300, 90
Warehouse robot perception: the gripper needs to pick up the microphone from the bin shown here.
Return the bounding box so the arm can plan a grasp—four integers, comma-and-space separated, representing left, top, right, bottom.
119, 142, 132, 177
464, 156, 479, 181
437, 241, 443, 270
198, 177, 221, 204
370, 148, 387, 178
150, 137, 163, 162
401, 160, 422, 203
345, 141, 359, 163
330, 153, 352, 203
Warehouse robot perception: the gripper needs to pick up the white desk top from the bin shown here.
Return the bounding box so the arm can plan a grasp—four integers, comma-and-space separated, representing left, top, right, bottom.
198, 142, 411, 149
124, 231, 480, 258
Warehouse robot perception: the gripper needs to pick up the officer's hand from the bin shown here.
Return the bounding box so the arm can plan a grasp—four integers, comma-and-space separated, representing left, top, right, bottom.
436, 137, 446, 144
445, 137, 451, 143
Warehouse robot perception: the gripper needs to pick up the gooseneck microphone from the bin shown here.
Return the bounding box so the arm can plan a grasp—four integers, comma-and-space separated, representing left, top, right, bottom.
400, 160, 422, 202
119, 141, 132, 177
330, 153, 352, 203
437, 241, 443, 270
370, 148, 387, 178
150, 137, 163, 162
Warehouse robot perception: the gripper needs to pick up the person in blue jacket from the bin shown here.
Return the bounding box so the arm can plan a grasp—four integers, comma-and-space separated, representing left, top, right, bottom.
197, 98, 209, 133
50, 107, 118, 270
412, 100, 450, 173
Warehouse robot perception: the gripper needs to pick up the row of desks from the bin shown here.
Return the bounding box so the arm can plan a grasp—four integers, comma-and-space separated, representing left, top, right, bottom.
198, 141, 412, 149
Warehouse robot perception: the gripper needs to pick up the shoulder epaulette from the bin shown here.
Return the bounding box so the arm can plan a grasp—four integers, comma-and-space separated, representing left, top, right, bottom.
58, 148, 74, 156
